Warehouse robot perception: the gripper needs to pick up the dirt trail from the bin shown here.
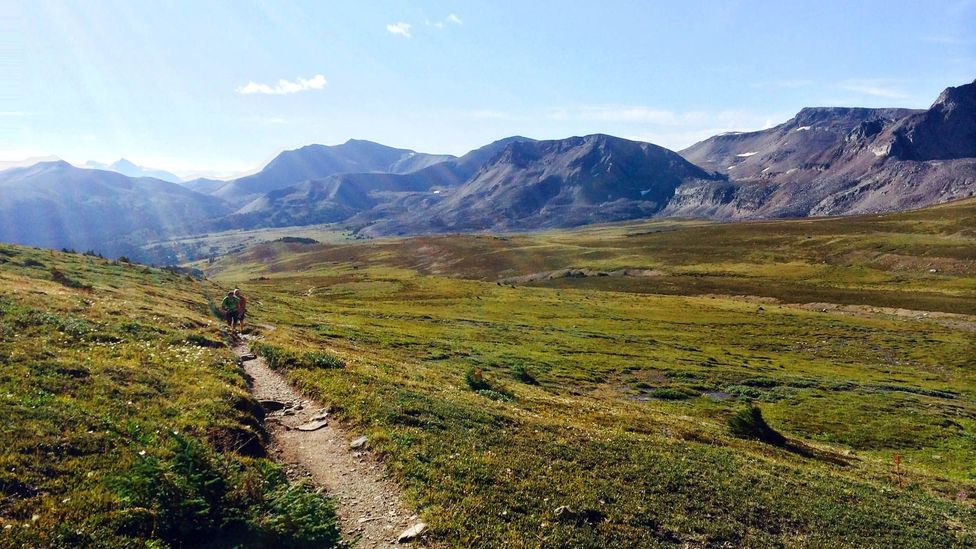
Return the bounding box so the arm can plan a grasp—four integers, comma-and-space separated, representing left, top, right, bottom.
232, 337, 428, 547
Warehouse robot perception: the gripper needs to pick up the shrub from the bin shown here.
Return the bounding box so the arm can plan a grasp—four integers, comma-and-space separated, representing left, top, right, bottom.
183, 333, 225, 348
465, 368, 514, 402
108, 434, 341, 547
741, 377, 779, 388
477, 389, 514, 402
251, 342, 344, 370
303, 351, 345, 369
511, 363, 538, 385
50, 268, 93, 290
649, 388, 690, 400
251, 342, 295, 370
727, 406, 786, 446
464, 367, 492, 392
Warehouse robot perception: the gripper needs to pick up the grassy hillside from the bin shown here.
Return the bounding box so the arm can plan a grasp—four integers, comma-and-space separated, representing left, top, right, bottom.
209, 200, 976, 547
0, 245, 341, 547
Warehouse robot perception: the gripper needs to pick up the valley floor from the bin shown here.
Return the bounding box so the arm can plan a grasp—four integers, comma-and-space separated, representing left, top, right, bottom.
207, 199, 976, 547
2, 199, 973, 547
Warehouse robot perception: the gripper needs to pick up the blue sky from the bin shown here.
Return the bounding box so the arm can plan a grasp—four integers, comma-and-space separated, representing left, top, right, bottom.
2, 0, 974, 178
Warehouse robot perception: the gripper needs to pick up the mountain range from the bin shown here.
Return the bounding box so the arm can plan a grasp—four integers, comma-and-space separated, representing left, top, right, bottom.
85, 158, 183, 183
1, 78, 973, 261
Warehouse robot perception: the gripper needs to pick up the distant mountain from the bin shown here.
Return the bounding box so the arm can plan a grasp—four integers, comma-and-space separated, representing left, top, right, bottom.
361, 134, 723, 235
671, 79, 976, 218
224, 137, 538, 229
180, 177, 228, 194
882, 81, 976, 161
680, 106, 921, 178
211, 140, 455, 207
85, 158, 183, 183
0, 156, 62, 172
0, 161, 229, 257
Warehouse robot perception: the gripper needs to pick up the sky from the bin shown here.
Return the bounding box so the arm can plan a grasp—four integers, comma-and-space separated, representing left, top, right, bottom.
2, 0, 975, 179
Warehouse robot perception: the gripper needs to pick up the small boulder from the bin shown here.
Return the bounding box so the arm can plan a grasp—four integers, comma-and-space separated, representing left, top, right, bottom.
397, 522, 427, 543
350, 436, 368, 449
297, 419, 329, 432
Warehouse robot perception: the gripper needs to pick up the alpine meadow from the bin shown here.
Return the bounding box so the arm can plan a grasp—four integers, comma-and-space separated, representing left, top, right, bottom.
2, 2, 975, 548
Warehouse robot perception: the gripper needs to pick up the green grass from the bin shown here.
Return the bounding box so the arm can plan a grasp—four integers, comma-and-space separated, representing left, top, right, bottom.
0, 245, 341, 547
206, 200, 976, 547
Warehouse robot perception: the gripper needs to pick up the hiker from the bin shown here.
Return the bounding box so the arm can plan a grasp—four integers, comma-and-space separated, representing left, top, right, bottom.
234, 288, 247, 331
220, 290, 241, 332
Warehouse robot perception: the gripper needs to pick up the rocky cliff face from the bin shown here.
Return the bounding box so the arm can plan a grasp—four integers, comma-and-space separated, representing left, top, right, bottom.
671, 80, 976, 219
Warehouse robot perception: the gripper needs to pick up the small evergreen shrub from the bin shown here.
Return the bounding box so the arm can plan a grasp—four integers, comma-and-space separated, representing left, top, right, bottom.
183, 333, 225, 348
465, 367, 492, 391
511, 363, 538, 384
465, 368, 515, 401
650, 388, 690, 400
477, 389, 514, 402
727, 406, 786, 446
50, 268, 93, 290
303, 351, 345, 369
108, 433, 341, 547
251, 342, 344, 370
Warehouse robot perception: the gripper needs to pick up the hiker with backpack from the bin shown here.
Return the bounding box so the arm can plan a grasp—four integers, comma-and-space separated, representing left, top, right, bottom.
220, 290, 241, 332
234, 288, 247, 331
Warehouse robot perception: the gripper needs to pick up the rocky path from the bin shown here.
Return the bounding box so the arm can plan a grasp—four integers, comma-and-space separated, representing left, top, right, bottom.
233, 337, 428, 547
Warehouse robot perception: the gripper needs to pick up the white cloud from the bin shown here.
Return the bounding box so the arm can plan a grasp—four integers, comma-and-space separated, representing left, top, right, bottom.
236, 74, 327, 95
837, 79, 910, 100
424, 14, 463, 30
386, 22, 412, 38
0, 111, 24, 117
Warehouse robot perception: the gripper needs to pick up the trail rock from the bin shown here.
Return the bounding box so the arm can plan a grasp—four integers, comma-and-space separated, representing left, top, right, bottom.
350, 436, 368, 449
297, 419, 329, 432
397, 522, 427, 543
258, 399, 286, 412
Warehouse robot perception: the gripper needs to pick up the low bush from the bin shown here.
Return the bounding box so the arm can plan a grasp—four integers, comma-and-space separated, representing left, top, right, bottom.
304, 351, 345, 369
183, 333, 225, 348
465, 368, 515, 402
464, 367, 492, 391
50, 268, 93, 290
649, 388, 690, 400
251, 342, 344, 370
727, 406, 786, 446
511, 363, 538, 385
108, 433, 341, 547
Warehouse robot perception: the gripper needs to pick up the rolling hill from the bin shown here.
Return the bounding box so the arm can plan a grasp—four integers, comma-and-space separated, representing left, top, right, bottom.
0, 161, 230, 257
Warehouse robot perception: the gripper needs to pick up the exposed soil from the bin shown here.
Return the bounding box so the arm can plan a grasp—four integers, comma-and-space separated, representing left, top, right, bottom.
232, 337, 428, 547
